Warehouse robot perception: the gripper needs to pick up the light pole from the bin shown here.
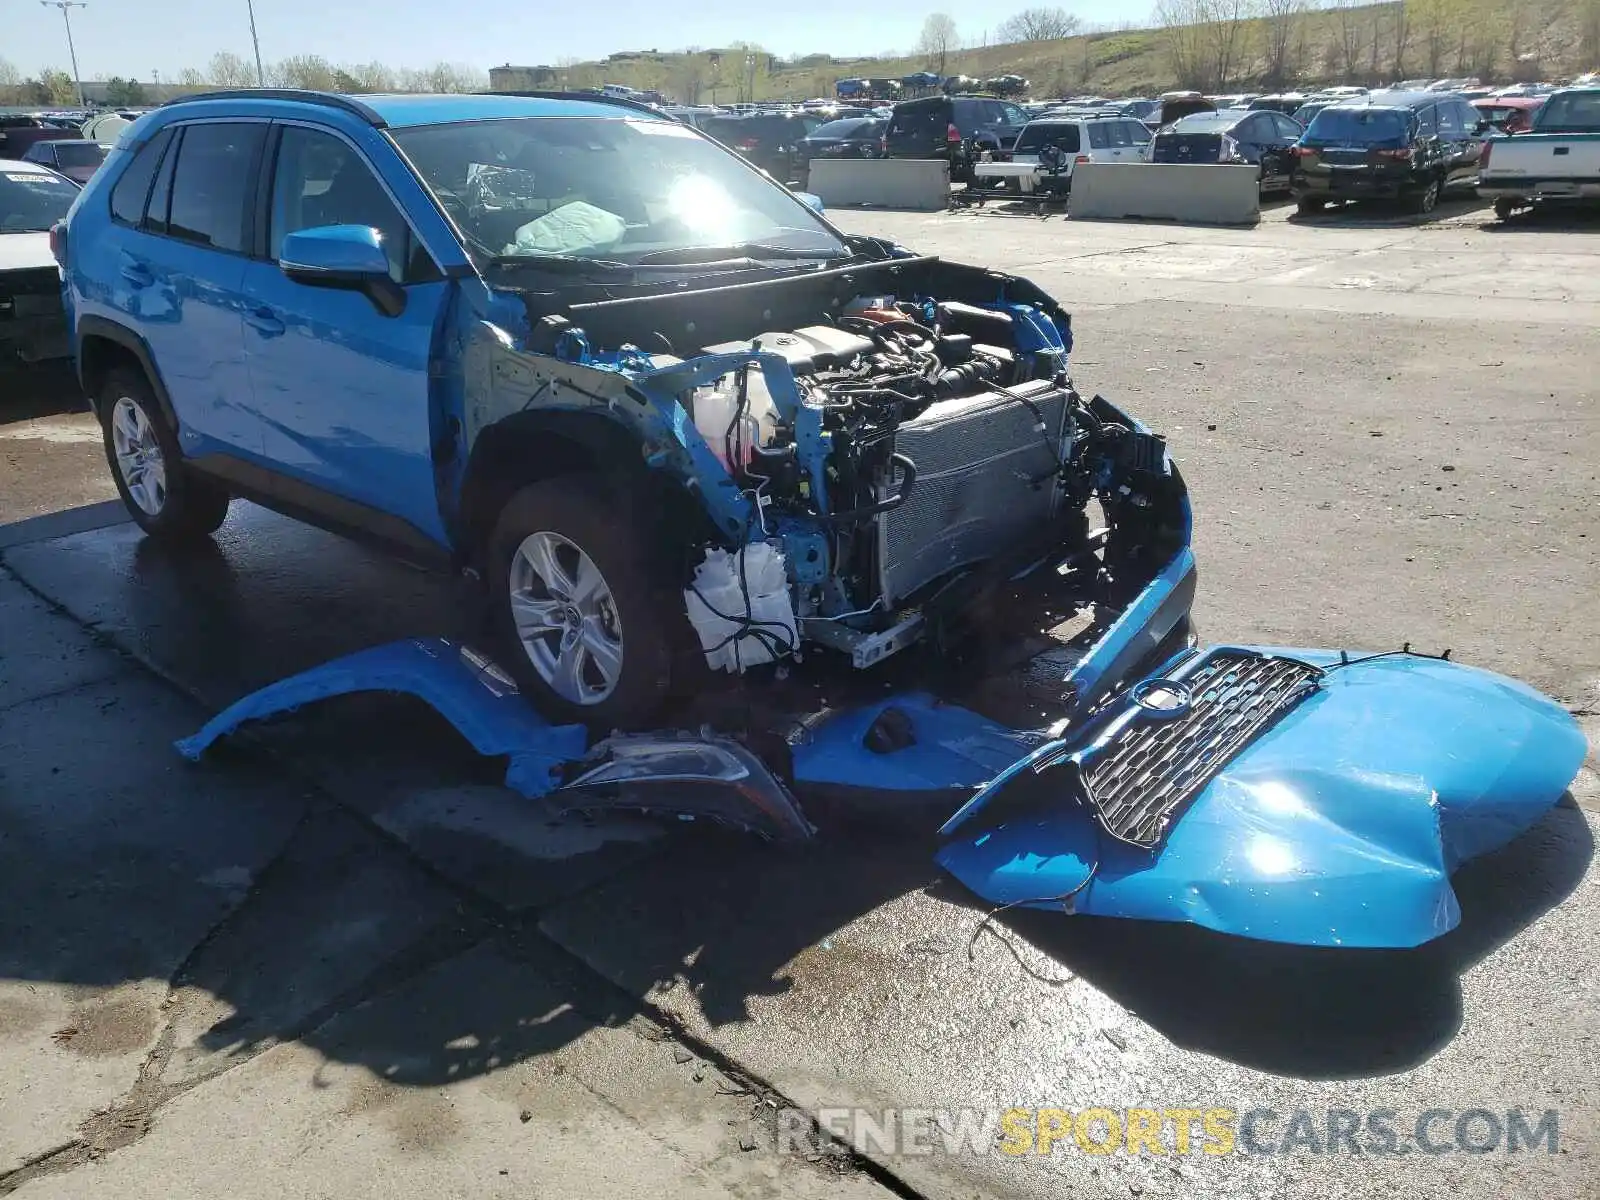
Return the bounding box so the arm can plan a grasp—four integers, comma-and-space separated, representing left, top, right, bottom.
244, 0, 265, 85
39, 0, 87, 108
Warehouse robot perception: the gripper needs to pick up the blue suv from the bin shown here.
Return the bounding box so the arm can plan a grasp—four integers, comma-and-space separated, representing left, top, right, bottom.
61, 89, 1193, 729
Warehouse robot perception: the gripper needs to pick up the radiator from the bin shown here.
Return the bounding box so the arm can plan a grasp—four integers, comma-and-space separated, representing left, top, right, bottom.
876, 380, 1072, 605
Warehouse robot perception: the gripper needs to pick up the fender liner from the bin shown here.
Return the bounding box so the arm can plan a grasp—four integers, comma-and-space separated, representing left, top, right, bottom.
75, 315, 177, 427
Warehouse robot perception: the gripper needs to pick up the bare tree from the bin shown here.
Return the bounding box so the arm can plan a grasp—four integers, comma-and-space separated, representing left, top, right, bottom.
1583, 0, 1600, 64
674, 50, 710, 105
270, 55, 339, 90
1391, 0, 1413, 81
1261, 0, 1309, 88
345, 61, 396, 92
1204, 0, 1253, 91
207, 51, 257, 87
916, 13, 959, 75
995, 6, 1082, 43
1332, 0, 1364, 80
1156, 0, 1207, 88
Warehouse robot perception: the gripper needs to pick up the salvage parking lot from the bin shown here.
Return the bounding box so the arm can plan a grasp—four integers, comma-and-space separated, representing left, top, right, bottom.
1, 202, 1597, 1199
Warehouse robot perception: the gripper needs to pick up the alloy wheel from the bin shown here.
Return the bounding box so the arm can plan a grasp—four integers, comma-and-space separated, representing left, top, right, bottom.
110, 396, 167, 516
508, 531, 625, 706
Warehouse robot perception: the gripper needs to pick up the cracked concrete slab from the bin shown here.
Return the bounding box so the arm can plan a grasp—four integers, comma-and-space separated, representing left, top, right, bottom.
0, 675, 305, 1172
0, 574, 129, 710
156, 807, 470, 1088
12, 940, 891, 1200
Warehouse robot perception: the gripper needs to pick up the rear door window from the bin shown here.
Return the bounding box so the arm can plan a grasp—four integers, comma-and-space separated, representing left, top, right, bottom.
1305, 108, 1411, 145
1088, 123, 1110, 149
893, 103, 944, 137
165, 122, 266, 253
1417, 105, 1438, 136
1103, 121, 1133, 147
1123, 120, 1152, 144
1015, 124, 1080, 153
1437, 102, 1464, 135
1272, 114, 1303, 140
109, 127, 173, 225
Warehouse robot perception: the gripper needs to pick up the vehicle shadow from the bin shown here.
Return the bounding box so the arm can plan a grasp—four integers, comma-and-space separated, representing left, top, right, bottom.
0, 362, 82, 423
1476, 205, 1600, 234
950, 795, 1593, 1080
1287, 193, 1490, 228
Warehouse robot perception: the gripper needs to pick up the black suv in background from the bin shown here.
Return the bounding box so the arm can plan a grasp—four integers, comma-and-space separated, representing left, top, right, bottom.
1290, 91, 1489, 214
882, 94, 1031, 181
700, 111, 825, 186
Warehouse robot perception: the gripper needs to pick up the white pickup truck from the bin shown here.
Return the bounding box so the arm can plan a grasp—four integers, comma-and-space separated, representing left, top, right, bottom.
1478, 87, 1600, 218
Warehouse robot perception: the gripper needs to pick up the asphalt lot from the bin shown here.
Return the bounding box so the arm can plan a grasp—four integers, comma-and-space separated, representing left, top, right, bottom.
1, 198, 1597, 1199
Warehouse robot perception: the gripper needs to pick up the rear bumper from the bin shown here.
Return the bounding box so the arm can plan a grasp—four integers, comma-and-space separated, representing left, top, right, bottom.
1478, 176, 1600, 201
0, 314, 69, 363
1292, 172, 1408, 200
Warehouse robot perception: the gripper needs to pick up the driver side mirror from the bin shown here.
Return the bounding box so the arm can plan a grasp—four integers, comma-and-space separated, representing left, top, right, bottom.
279, 224, 405, 318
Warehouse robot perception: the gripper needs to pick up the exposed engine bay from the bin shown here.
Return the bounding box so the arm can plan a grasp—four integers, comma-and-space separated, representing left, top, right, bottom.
671, 295, 1182, 688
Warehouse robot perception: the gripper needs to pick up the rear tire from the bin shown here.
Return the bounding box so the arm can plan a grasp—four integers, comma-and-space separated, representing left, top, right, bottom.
1493, 197, 1519, 221
1408, 176, 1441, 215
99, 368, 230, 542
1296, 196, 1326, 216
486, 474, 679, 729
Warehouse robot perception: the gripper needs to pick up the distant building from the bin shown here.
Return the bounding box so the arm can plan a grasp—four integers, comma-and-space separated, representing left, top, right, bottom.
489, 64, 562, 92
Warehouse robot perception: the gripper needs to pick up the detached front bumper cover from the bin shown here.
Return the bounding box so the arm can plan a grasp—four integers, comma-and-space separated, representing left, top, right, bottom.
176, 640, 1585, 950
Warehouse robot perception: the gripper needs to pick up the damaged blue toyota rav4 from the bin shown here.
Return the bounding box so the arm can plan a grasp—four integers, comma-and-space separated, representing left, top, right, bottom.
61, 90, 1584, 951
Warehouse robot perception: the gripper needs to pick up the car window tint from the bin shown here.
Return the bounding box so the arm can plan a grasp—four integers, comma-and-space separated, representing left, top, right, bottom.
109, 127, 172, 225
1002, 103, 1028, 125
1274, 114, 1303, 139
270, 125, 436, 285
144, 127, 181, 234
950, 100, 979, 127
1124, 120, 1152, 144
165, 122, 265, 253
1015, 123, 1080, 153
1108, 121, 1133, 147
1417, 105, 1437, 135
1088, 123, 1109, 149
1437, 103, 1463, 134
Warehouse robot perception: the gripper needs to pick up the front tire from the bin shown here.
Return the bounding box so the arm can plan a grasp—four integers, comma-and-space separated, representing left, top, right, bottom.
99, 368, 230, 541
487, 475, 678, 728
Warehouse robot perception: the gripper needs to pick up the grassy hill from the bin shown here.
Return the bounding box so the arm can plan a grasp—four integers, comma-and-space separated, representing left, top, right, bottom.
511, 0, 1595, 103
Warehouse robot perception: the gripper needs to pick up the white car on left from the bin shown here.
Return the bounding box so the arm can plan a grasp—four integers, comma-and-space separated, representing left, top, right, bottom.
1, 157, 78, 364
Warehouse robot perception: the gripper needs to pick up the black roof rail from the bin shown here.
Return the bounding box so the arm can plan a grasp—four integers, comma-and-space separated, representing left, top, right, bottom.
484, 89, 666, 118
160, 88, 387, 127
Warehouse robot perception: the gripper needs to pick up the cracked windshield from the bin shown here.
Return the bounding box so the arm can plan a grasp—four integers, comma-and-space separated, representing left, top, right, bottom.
393, 116, 846, 265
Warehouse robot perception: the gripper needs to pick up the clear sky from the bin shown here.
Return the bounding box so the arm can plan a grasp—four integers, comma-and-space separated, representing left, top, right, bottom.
6, 0, 1145, 81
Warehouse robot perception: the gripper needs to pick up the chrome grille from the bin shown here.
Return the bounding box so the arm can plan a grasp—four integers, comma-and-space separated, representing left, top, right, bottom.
1081, 650, 1322, 848
876, 382, 1070, 605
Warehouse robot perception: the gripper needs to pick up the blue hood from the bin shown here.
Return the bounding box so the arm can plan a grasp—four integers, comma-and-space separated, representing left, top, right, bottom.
936, 648, 1586, 948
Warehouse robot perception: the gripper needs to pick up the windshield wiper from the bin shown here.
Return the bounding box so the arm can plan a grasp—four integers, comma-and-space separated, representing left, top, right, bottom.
485, 253, 636, 279
634, 242, 850, 265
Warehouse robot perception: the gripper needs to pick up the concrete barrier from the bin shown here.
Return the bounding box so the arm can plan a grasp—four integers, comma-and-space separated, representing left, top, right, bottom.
806, 158, 950, 211
1068, 162, 1260, 225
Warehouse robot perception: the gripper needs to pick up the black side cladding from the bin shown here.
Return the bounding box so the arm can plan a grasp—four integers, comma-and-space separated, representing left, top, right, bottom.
1080, 649, 1323, 848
